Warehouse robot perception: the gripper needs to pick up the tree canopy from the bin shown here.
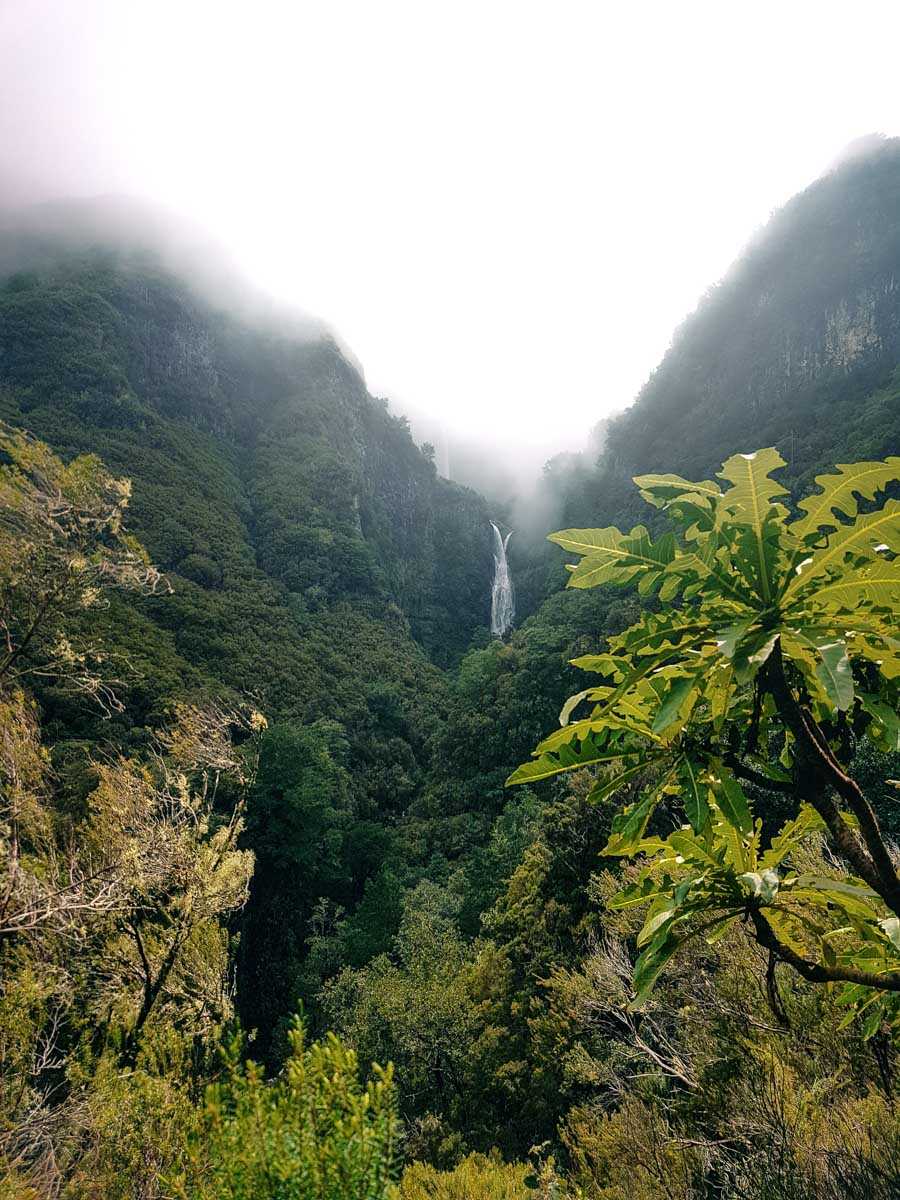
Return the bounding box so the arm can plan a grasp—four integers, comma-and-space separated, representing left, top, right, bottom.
512, 448, 900, 1032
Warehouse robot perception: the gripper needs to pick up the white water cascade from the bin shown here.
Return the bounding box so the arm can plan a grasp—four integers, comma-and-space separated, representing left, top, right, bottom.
490, 521, 515, 638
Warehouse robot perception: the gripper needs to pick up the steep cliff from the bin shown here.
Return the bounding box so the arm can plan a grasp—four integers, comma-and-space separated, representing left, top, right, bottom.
556, 136, 900, 532
0, 248, 494, 709
438, 136, 900, 863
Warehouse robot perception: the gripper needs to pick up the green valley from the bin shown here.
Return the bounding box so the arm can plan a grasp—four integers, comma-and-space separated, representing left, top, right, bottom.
2, 137, 900, 1199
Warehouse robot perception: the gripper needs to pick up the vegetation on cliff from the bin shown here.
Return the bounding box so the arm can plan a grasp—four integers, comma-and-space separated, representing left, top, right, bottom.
2, 138, 900, 1197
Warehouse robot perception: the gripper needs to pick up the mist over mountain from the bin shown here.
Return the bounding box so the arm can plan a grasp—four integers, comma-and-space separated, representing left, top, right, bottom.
0, 193, 330, 341
544, 135, 900, 537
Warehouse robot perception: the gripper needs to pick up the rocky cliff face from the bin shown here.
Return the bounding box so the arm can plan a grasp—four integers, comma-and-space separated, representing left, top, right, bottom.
0, 248, 494, 683
564, 138, 900, 531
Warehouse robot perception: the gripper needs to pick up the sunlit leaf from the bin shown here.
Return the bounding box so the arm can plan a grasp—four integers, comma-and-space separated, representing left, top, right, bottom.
680, 757, 709, 834
814, 640, 854, 711
785, 499, 900, 598
791, 457, 900, 538
714, 774, 752, 834
651, 675, 696, 734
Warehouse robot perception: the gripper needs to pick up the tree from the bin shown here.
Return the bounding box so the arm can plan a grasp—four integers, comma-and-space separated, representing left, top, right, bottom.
322, 883, 483, 1135
238, 722, 353, 1060
0, 420, 164, 710
0, 428, 259, 1188
511, 449, 900, 1035
169, 1021, 400, 1200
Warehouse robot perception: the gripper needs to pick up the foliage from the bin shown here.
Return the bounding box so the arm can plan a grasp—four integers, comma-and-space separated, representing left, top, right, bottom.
170, 1021, 400, 1200
399, 1152, 555, 1199
322, 883, 485, 1135
512, 448, 900, 1031
238, 722, 356, 1060
548, 865, 900, 1200
0, 419, 164, 709
0, 430, 258, 1190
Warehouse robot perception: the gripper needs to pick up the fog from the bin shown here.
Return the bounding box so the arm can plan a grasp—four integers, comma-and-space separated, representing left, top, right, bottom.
2, 0, 900, 485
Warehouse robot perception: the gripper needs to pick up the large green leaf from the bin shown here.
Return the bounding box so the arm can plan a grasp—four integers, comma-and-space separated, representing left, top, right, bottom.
591, 760, 661, 812
651, 674, 697, 734
601, 766, 676, 854
717, 449, 788, 602
714, 774, 752, 834
606, 615, 714, 659
859, 694, 900, 753
557, 686, 660, 740
729, 629, 779, 682
562, 527, 677, 591
631, 912, 736, 1006
791, 457, 900, 539
679, 757, 710, 834
717, 448, 789, 522
784, 499, 900, 598
842, 626, 900, 681
790, 874, 882, 920
558, 687, 605, 726
731, 519, 786, 607
781, 628, 857, 712
715, 618, 758, 658
666, 829, 724, 871
631, 930, 684, 1004
764, 908, 818, 960
550, 650, 697, 747
506, 734, 647, 785
792, 874, 879, 902
814, 640, 854, 711
802, 562, 900, 613
673, 551, 759, 607
609, 873, 675, 911
569, 652, 619, 673
548, 526, 629, 556
760, 804, 826, 870
537, 712, 645, 754
633, 473, 722, 510
600, 786, 659, 855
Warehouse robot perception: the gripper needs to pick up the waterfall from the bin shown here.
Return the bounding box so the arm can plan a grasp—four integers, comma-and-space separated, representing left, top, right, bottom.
490, 521, 515, 638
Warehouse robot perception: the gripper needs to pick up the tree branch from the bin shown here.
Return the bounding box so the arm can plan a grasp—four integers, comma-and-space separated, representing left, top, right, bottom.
724, 755, 795, 796
0, 577, 70, 683
766, 641, 900, 918
749, 908, 900, 991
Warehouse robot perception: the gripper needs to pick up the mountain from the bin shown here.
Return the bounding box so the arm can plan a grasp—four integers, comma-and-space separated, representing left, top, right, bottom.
0, 232, 496, 683
429, 133, 900, 926
0, 230, 505, 1053
3, 143, 900, 1197
555, 135, 900, 531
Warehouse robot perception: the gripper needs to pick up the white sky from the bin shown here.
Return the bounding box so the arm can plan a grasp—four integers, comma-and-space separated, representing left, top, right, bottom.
2, 0, 900, 463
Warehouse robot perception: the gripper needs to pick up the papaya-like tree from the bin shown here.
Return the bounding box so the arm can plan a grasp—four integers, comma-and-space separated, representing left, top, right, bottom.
510, 449, 900, 1035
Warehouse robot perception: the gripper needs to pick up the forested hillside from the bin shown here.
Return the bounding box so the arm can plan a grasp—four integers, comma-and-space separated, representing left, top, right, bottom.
1, 139, 899, 1198
0, 239, 504, 1058
452, 135, 900, 861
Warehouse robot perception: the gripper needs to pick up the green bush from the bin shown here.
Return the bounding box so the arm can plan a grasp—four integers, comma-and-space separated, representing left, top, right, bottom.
170, 1021, 400, 1200
399, 1152, 541, 1199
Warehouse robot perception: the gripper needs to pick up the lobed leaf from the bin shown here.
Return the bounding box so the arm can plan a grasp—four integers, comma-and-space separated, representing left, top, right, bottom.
785, 499, 900, 598
791, 457, 900, 539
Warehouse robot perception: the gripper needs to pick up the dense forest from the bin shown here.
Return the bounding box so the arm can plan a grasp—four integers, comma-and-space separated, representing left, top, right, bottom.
1, 138, 899, 1198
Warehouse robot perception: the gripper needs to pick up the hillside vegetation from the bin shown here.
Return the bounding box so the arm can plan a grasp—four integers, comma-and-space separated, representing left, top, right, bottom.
1, 138, 899, 1197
